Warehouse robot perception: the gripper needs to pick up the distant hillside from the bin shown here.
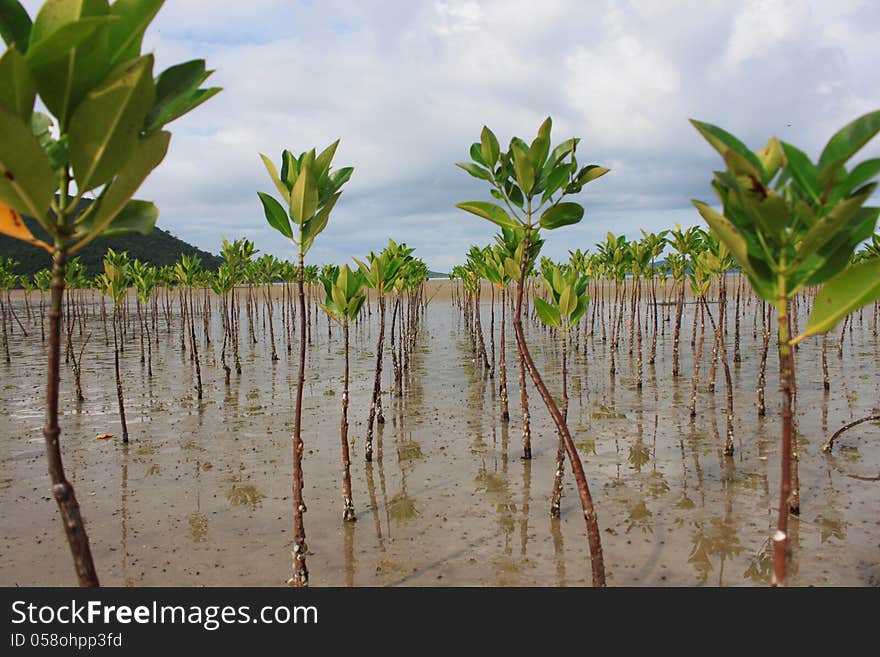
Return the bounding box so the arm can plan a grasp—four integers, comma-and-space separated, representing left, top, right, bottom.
0, 213, 222, 279
428, 270, 448, 278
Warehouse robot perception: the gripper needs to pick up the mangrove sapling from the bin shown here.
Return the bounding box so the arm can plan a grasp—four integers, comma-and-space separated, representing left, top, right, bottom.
174, 254, 204, 400
319, 264, 367, 521
34, 268, 50, 342
691, 109, 880, 585
0, 0, 219, 585
687, 256, 711, 420
256, 254, 281, 362
483, 246, 514, 421
354, 241, 412, 461
456, 117, 609, 586
258, 141, 353, 586
99, 250, 132, 444
495, 227, 542, 458
210, 265, 235, 385
533, 261, 589, 517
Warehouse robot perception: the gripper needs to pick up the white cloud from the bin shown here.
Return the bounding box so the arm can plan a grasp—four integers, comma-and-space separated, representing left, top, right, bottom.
14, 0, 880, 269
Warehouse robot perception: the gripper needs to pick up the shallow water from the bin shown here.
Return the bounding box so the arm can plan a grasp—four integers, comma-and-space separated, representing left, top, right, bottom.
1, 284, 878, 586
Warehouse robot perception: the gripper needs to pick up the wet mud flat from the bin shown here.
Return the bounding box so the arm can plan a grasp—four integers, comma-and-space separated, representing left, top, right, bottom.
1, 284, 878, 586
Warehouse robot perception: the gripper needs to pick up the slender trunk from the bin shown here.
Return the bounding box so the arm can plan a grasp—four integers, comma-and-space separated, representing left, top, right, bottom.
702, 296, 734, 455
787, 311, 800, 517
689, 300, 705, 419
44, 246, 100, 586
550, 333, 568, 517
290, 250, 309, 587
513, 230, 605, 587
516, 329, 532, 460
772, 287, 794, 587
499, 286, 509, 422
188, 287, 203, 400
365, 295, 386, 462
489, 285, 496, 379
821, 333, 829, 390
112, 306, 129, 444
757, 302, 771, 417
341, 322, 355, 521
1, 296, 10, 363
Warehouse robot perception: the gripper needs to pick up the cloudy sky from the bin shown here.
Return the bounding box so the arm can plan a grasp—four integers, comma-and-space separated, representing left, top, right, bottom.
22, 0, 880, 271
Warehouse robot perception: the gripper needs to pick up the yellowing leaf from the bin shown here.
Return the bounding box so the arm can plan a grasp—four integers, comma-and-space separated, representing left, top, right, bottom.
0, 202, 51, 251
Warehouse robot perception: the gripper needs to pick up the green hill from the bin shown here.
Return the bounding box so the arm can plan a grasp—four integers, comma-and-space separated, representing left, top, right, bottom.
0, 213, 222, 279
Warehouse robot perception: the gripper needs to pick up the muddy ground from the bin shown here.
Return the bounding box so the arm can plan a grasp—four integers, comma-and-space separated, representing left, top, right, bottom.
1, 282, 878, 586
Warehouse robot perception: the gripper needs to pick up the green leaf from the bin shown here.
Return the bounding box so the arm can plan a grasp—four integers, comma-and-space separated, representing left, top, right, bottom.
456, 201, 520, 229
570, 295, 588, 327
796, 183, 877, 261
781, 142, 821, 204
27, 1, 117, 120
26, 15, 110, 66
529, 133, 550, 172
469, 142, 487, 166
95, 198, 156, 237
71, 129, 169, 249
504, 256, 520, 282
742, 186, 788, 238
547, 138, 578, 169
511, 143, 535, 195
455, 161, 493, 181
329, 166, 354, 194
107, 0, 162, 66
691, 200, 756, 280
536, 116, 552, 142
838, 158, 880, 200
290, 163, 318, 224
301, 191, 340, 253
818, 109, 880, 178
258, 191, 291, 239
797, 207, 878, 288
0, 0, 31, 53
144, 59, 219, 132
0, 46, 35, 121
69, 54, 155, 192
314, 140, 339, 179
690, 119, 765, 178
533, 296, 559, 328
559, 285, 577, 317
260, 153, 288, 199
0, 103, 55, 228
576, 165, 610, 186
541, 163, 573, 201
539, 202, 583, 229
799, 258, 880, 341
480, 126, 499, 167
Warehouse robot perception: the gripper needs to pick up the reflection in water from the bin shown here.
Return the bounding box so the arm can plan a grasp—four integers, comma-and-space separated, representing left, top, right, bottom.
364, 462, 385, 551
688, 516, 745, 585
344, 522, 356, 587
227, 484, 264, 508
550, 517, 566, 587
519, 459, 532, 557
625, 498, 653, 534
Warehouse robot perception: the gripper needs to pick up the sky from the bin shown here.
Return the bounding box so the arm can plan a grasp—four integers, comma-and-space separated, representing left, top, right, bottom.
20, 0, 880, 272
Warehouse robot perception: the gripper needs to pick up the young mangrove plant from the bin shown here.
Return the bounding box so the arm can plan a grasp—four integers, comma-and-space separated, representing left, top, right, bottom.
691, 109, 880, 586
354, 240, 411, 462
319, 264, 367, 521
0, 0, 219, 586
533, 260, 589, 518
456, 116, 609, 586
258, 141, 353, 587
97, 249, 131, 444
